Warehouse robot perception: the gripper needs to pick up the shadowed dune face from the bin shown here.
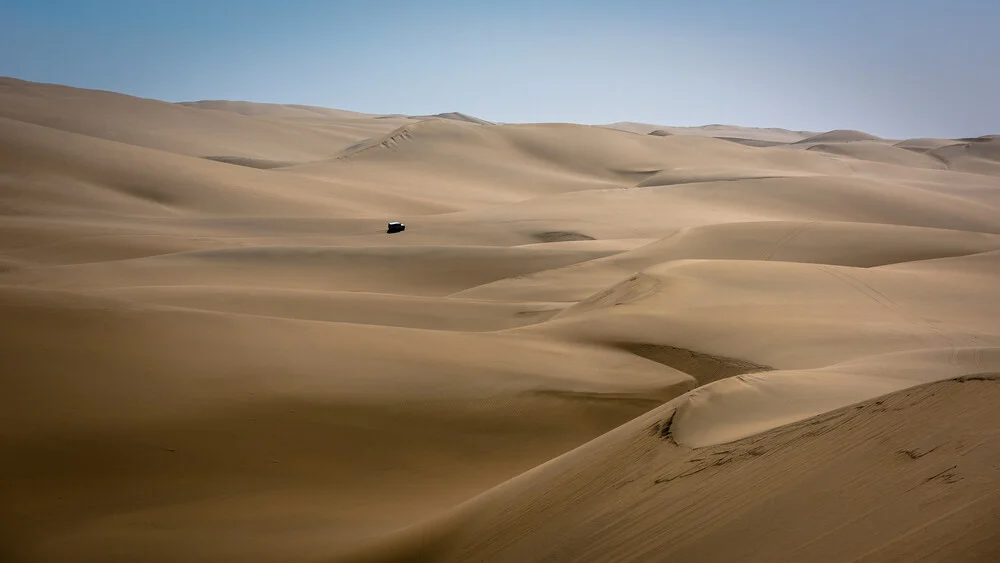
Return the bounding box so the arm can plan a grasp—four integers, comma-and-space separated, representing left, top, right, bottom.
1, 78, 999, 563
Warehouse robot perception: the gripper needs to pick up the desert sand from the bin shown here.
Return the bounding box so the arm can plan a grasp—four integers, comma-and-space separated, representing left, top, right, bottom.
1, 76, 999, 563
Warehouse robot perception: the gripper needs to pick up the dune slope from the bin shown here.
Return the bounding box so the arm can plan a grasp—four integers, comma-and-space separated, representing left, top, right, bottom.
346, 375, 1000, 563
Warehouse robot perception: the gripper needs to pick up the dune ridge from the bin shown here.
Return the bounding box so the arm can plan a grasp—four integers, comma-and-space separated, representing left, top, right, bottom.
1, 77, 999, 563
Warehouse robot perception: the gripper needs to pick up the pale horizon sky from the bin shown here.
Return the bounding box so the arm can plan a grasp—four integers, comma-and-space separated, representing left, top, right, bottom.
2, 0, 998, 139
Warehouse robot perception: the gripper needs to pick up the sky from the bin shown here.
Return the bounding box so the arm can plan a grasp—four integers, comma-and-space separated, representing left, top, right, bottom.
2, 0, 998, 138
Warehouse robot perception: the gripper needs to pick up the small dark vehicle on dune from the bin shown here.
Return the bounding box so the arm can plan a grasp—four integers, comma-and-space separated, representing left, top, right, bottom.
387, 221, 405, 234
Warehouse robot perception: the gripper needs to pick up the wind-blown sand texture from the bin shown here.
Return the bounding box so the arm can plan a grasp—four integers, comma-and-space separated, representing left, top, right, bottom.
1, 76, 999, 563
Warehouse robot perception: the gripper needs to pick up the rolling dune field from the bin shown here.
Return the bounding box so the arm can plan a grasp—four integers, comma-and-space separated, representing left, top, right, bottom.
1, 77, 999, 563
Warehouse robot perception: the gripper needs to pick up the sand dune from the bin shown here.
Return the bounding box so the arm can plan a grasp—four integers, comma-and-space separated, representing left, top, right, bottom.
508, 252, 1000, 387
1, 78, 999, 562
345, 375, 1000, 562
0, 78, 412, 161
928, 137, 1000, 175
806, 140, 948, 169
99, 285, 567, 330
178, 100, 380, 120
894, 137, 965, 152
0, 116, 443, 217
455, 221, 1000, 303
278, 119, 858, 215
795, 128, 887, 144
0, 285, 689, 563
605, 122, 815, 143
411, 112, 496, 125
1, 244, 620, 296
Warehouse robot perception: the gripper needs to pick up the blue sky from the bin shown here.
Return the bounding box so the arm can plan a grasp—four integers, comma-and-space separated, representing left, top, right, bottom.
2, 0, 998, 138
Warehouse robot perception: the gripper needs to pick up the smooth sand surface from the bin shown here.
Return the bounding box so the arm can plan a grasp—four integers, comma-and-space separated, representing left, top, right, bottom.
1, 78, 999, 563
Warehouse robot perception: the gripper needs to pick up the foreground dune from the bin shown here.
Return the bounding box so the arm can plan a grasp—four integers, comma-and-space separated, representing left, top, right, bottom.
345, 375, 1000, 562
1, 78, 999, 562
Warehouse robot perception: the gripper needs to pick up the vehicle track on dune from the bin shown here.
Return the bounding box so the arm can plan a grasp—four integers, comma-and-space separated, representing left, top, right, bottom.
815, 265, 972, 356
762, 220, 821, 261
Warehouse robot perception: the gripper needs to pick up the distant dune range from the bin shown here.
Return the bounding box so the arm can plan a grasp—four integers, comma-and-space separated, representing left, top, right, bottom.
1, 76, 999, 563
